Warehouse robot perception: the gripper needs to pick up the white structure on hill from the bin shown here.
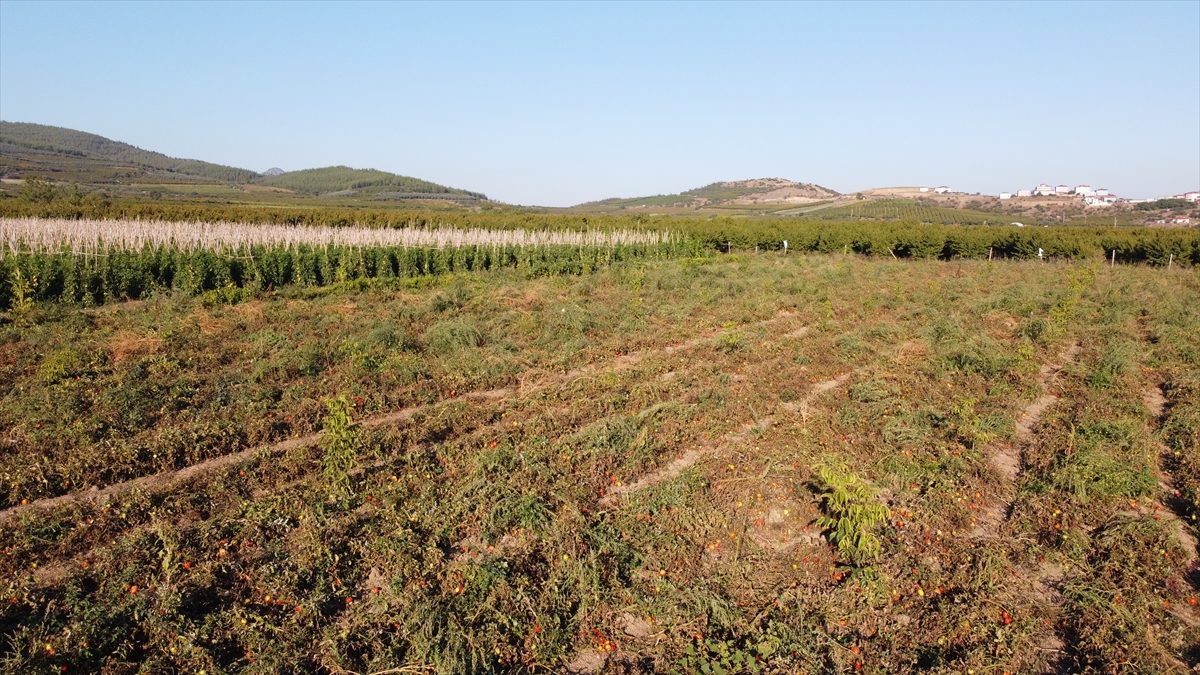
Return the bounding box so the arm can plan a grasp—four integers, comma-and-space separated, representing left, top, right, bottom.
1179, 191, 1199, 203
1095, 188, 1109, 197
1084, 197, 1111, 207
1055, 185, 1071, 195
919, 187, 930, 192
1073, 185, 1093, 195
1017, 189, 1032, 197
934, 186, 951, 194
999, 192, 1012, 199
1033, 184, 1055, 196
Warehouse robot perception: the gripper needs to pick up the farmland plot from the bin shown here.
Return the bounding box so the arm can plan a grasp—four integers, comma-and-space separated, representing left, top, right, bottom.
1, 253, 1197, 674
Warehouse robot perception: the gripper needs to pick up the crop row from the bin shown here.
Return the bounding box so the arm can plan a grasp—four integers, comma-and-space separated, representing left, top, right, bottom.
1, 217, 670, 253
0, 241, 681, 309
2, 217, 1198, 309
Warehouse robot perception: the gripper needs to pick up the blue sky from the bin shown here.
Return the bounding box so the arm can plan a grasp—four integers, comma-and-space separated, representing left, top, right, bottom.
1, 1, 1197, 206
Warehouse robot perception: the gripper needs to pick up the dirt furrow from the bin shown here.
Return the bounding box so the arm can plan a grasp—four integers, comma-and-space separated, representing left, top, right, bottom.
970, 343, 1078, 541
0, 311, 803, 525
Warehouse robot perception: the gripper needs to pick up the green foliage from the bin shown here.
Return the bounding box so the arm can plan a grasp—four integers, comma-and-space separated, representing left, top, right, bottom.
20, 176, 59, 204
814, 463, 890, 564
715, 322, 743, 353
321, 395, 358, 499
1134, 198, 1189, 211
949, 397, 998, 449
255, 165, 485, 199
678, 635, 777, 674
8, 265, 35, 313
199, 284, 254, 307
813, 198, 1000, 225
1047, 265, 1095, 340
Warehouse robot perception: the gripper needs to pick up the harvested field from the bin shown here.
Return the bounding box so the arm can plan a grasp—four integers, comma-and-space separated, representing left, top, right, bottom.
1, 252, 1198, 673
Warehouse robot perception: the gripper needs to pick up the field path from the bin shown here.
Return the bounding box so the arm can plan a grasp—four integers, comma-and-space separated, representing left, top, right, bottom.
0, 311, 803, 526
1141, 385, 1199, 567
970, 342, 1078, 540
599, 340, 920, 506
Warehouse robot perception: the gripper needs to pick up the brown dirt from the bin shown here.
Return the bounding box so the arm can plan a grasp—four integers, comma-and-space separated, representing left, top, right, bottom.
1142, 386, 1167, 418
564, 651, 609, 675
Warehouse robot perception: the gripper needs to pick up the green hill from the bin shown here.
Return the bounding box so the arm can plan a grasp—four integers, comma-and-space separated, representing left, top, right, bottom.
255, 166, 486, 200
0, 121, 258, 183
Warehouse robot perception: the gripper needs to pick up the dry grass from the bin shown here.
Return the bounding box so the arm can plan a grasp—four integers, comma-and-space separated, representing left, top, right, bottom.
0, 217, 670, 255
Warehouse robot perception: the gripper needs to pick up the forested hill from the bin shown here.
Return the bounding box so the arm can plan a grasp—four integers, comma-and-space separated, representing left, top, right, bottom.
254, 166, 487, 200
0, 121, 259, 183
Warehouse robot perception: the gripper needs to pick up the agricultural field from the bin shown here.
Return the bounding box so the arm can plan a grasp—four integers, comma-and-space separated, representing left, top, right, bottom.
810, 201, 1003, 226
1, 227, 1198, 674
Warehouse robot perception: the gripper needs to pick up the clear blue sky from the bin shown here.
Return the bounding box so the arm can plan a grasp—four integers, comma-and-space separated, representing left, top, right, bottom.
2, 1, 1197, 206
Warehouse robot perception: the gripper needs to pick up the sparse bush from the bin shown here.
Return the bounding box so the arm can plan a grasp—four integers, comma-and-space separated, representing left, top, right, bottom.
815, 463, 890, 564
321, 395, 358, 500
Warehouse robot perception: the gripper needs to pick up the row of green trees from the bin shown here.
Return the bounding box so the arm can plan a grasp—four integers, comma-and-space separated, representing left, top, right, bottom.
686, 220, 1200, 266
0, 242, 680, 309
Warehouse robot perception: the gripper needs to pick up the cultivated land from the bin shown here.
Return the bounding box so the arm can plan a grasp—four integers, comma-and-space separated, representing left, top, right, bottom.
2, 249, 1199, 674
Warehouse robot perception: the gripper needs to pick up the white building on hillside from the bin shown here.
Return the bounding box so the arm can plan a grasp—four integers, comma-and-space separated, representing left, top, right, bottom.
1180, 191, 1199, 203
1095, 188, 1109, 197
1085, 197, 1111, 207
919, 187, 930, 192
1055, 185, 1071, 195
1017, 189, 1032, 197
1074, 185, 1093, 195
999, 192, 1012, 199
934, 186, 951, 194
1033, 184, 1055, 196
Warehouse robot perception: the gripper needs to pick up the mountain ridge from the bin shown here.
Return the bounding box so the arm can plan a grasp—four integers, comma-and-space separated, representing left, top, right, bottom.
0, 121, 486, 201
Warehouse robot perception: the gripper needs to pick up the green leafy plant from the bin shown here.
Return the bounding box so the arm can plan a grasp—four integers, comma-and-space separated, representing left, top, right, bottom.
321, 395, 358, 500
678, 636, 775, 675
950, 396, 998, 448
815, 463, 889, 564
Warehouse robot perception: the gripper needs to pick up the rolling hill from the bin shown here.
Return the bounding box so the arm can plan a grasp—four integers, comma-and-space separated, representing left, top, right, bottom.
254, 166, 486, 201
574, 178, 840, 212
0, 121, 487, 203
0, 121, 258, 183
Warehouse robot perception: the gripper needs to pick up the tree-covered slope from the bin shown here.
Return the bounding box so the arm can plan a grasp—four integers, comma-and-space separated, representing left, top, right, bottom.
0, 121, 259, 183
255, 166, 486, 199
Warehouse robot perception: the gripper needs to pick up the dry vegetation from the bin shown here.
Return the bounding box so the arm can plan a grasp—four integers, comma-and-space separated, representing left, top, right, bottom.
1, 218, 669, 254
1, 252, 1198, 674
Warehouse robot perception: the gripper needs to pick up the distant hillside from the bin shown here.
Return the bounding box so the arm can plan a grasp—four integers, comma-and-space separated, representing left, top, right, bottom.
0, 121, 259, 183
577, 178, 839, 211
255, 166, 486, 200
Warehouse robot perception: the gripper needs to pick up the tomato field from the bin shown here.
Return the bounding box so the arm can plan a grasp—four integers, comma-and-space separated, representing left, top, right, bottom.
1, 242, 1197, 673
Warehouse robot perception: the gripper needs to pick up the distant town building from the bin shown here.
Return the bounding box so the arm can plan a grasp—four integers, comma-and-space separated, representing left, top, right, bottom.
1180, 191, 1200, 203
1033, 184, 1055, 196
934, 186, 951, 194
1084, 197, 1111, 207
1073, 185, 1093, 195
999, 192, 1012, 200
919, 187, 930, 192
1017, 189, 1032, 197
1055, 185, 1070, 195
1095, 188, 1109, 197
1172, 216, 1192, 224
